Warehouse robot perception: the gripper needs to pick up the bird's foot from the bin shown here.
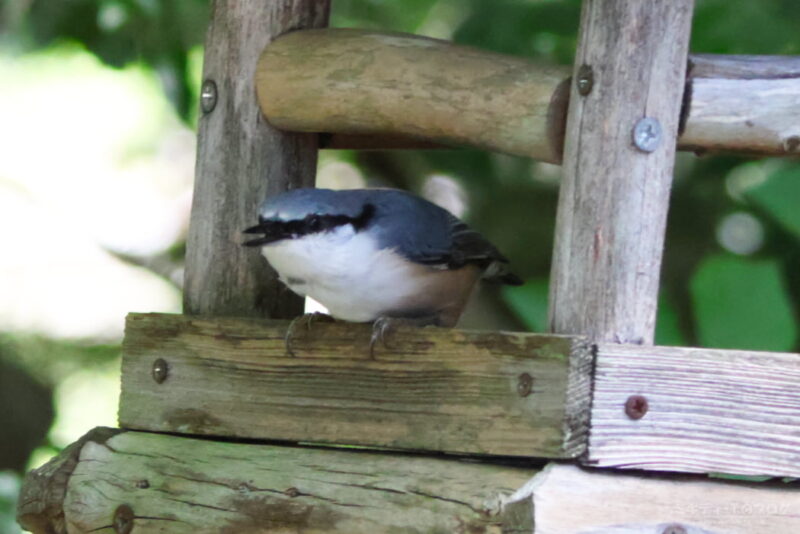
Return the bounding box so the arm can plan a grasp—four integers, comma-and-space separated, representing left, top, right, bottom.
369, 315, 440, 359
285, 312, 334, 357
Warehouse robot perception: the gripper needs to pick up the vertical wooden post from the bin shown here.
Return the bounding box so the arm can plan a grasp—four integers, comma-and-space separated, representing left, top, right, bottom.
184, 0, 330, 318
548, 0, 695, 344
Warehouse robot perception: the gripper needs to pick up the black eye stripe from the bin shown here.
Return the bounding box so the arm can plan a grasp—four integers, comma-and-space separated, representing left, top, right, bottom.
246, 203, 375, 244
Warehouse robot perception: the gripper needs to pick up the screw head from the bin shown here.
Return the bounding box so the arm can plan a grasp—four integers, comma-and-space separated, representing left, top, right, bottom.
517, 373, 534, 397
662, 524, 687, 534
625, 395, 649, 419
200, 79, 218, 114
151, 358, 169, 384
576, 64, 594, 96
633, 117, 662, 152
113, 504, 134, 534
135, 479, 150, 489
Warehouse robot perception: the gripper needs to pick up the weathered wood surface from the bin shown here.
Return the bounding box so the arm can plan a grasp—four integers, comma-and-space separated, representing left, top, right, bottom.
682, 54, 800, 156
548, 0, 694, 345
257, 28, 571, 163
256, 28, 800, 159
119, 312, 593, 458
184, 0, 329, 318
530, 464, 800, 534
587, 343, 800, 477
18, 428, 539, 534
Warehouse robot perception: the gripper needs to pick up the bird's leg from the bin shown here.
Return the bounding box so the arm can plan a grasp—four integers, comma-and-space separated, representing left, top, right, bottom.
285, 312, 334, 357
369, 315, 441, 359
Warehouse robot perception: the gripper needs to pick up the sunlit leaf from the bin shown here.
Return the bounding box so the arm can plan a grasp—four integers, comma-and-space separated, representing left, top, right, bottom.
691, 254, 797, 351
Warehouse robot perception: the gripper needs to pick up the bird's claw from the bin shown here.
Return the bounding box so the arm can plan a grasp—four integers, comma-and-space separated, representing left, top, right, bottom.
369, 316, 397, 359
284, 312, 334, 357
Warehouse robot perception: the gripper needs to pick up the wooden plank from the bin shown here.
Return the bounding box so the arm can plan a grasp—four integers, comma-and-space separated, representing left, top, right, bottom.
257, 28, 571, 163
586, 343, 800, 477
548, 0, 694, 344
118, 313, 593, 458
256, 28, 800, 160
681, 54, 800, 156
184, 0, 330, 317
530, 464, 800, 534
19, 428, 539, 534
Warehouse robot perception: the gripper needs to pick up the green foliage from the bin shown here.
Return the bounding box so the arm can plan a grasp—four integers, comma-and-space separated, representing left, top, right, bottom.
746, 166, 800, 241
691, 255, 797, 351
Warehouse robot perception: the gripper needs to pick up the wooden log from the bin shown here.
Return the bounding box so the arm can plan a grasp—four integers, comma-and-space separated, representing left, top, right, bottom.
530, 464, 800, 534
184, 0, 329, 318
118, 312, 593, 458
586, 343, 800, 477
256, 28, 571, 163
256, 28, 800, 159
548, 0, 694, 344
19, 428, 539, 534
681, 54, 800, 156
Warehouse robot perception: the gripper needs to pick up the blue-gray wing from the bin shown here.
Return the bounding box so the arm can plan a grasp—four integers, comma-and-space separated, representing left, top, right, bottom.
366, 190, 522, 285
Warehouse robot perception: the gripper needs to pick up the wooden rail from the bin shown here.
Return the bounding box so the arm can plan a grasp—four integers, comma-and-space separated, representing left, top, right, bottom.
119, 313, 593, 458
17, 428, 538, 533
256, 28, 800, 161
118, 313, 800, 478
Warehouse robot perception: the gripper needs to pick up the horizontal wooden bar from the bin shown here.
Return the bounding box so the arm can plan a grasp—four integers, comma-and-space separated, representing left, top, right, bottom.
18, 428, 538, 534
119, 313, 593, 458
256, 29, 800, 159
257, 28, 570, 163
530, 464, 800, 534
587, 343, 800, 477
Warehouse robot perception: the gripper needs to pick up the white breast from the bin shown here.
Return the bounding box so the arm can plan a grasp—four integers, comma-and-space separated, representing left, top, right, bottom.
261, 225, 432, 322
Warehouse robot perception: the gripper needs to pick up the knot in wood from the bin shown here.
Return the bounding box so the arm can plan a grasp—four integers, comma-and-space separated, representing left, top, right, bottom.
113, 504, 134, 534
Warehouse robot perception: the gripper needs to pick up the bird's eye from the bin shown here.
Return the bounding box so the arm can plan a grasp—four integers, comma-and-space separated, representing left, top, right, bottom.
307, 215, 322, 231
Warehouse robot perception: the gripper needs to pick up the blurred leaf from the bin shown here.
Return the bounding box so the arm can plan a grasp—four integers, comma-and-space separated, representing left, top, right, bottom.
691, 255, 797, 351
745, 165, 800, 241
692, 0, 800, 54
655, 293, 687, 346
0, 471, 23, 534
503, 278, 549, 332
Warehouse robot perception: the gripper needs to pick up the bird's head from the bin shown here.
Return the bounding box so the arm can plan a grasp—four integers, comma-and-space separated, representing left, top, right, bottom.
243, 188, 374, 247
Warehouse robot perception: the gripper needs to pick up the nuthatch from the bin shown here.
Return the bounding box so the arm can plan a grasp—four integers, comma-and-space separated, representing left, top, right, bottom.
244, 188, 521, 355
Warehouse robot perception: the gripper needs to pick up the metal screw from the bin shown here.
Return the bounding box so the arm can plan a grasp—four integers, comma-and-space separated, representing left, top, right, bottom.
662, 524, 687, 534
151, 358, 169, 384
113, 504, 134, 534
517, 373, 534, 397
625, 395, 649, 420
632, 117, 662, 152
135, 479, 150, 489
783, 135, 800, 153
200, 79, 218, 114
576, 64, 594, 96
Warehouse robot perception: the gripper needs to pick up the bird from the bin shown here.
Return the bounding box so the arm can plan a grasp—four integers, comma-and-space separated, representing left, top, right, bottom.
243, 187, 522, 356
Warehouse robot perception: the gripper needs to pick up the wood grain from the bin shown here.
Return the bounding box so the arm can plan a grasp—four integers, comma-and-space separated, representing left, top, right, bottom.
548, 0, 695, 345
586, 343, 800, 477
257, 28, 571, 163
20, 428, 538, 534
184, 0, 329, 318
118, 313, 593, 458
682, 55, 800, 156
531, 463, 800, 534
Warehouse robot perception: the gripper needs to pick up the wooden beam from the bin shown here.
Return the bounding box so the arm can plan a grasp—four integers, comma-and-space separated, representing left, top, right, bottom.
530, 464, 800, 534
681, 54, 800, 156
118, 313, 593, 458
586, 343, 800, 477
548, 0, 695, 344
256, 28, 800, 159
184, 0, 330, 317
256, 28, 571, 163
19, 428, 539, 534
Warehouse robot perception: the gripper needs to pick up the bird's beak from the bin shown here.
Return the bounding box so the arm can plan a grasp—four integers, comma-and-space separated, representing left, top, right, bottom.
242, 220, 284, 247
